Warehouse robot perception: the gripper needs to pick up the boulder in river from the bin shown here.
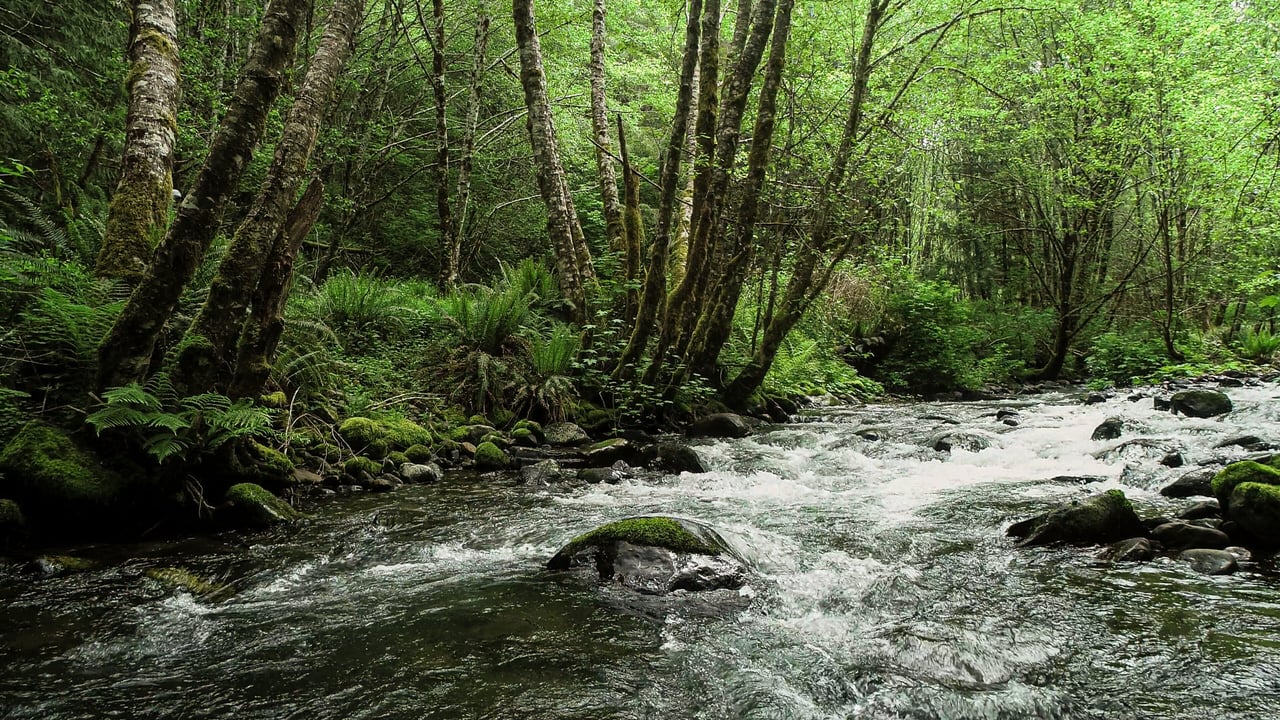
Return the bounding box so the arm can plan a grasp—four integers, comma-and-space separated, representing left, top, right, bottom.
1091, 417, 1124, 441
1160, 468, 1217, 498
1008, 490, 1146, 547
1177, 500, 1220, 521
544, 422, 590, 446
1097, 537, 1155, 563
1210, 459, 1280, 510
473, 441, 508, 470
1228, 482, 1280, 547
687, 413, 753, 439
399, 462, 443, 484
1150, 521, 1230, 551
223, 483, 303, 529
521, 459, 570, 486
547, 516, 747, 594
929, 430, 995, 453
1169, 390, 1232, 418
638, 442, 707, 474
1177, 549, 1238, 576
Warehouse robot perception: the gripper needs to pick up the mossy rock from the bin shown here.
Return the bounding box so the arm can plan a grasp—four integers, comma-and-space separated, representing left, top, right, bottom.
404, 444, 434, 464
473, 441, 507, 470
451, 424, 497, 445
314, 442, 344, 463
490, 408, 516, 429
29, 554, 98, 575
513, 419, 544, 442
223, 482, 302, 529
385, 451, 409, 467
1212, 460, 1280, 512
547, 516, 730, 570
1008, 490, 1146, 547
338, 416, 434, 454
480, 432, 509, 448
250, 441, 294, 478
0, 421, 128, 511
467, 414, 490, 426
1229, 482, 1280, 547
145, 567, 227, 597
511, 427, 538, 447
343, 456, 381, 478
259, 391, 288, 409
0, 498, 24, 532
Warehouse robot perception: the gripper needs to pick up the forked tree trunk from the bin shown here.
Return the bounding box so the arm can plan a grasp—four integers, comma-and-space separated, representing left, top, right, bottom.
175, 0, 365, 395
95, 0, 180, 283
228, 178, 325, 399
96, 0, 315, 392
513, 0, 593, 320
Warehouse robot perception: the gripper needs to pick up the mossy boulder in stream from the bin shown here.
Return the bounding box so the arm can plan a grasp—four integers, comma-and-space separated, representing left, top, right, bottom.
223, 483, 302, 529
1007, 490, 1146, 547
145, 567, 228, 597
339, 416, 434, 459
0, 422, 129, 528
1211, 459, 1280, 512
1169, 389, 1232, 418
547, 516, 748, 594
1227, 482, 1280, 547
473, 441, 507, 470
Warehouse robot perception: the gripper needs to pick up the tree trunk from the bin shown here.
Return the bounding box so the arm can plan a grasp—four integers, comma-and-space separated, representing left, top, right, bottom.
174, 0, 364, 395
513, 0, 593, 321
96, 0, 315, 392
668, 62, 701, 288
428, 0, 455, 288
619, 115, 644, 326
95, 0, 181, 283
441, 6, 490, 288
612, 0, 704, 377
589, 0, 624, 255
228, 178, 325, 399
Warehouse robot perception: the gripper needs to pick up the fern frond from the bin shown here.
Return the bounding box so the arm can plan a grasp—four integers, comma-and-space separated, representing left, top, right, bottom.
99, 383, 162, 411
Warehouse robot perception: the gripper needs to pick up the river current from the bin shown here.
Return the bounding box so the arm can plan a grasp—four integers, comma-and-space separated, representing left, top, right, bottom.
4, 386, 1280, 719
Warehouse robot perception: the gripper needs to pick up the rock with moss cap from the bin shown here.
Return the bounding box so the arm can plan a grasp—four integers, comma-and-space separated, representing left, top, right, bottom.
339, 416, 434, 459
223, 482, 302, 529
1228, 482, 1280, 547
0, 422, 130, 523
547, 516, 748, 594
1212, 459, 1280, 512
473, 441, 508, 470
145, 567, 228, 597
1007, 490, 1146, 547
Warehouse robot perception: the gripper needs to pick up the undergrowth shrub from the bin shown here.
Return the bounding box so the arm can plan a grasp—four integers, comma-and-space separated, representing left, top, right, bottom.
873, 280, 980, 393
1085, 330, 1171, 386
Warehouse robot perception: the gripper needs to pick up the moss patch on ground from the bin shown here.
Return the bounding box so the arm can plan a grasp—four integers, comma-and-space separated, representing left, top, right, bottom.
0, 421, 127, 508
338, 416, 434, 456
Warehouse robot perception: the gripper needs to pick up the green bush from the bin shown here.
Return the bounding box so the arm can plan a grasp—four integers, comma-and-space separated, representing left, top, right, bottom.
1085, 330, 1170, 386
874, 280, 980, 393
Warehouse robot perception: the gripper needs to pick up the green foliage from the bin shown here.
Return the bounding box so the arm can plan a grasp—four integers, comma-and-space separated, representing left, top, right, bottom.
1085, 331, 1171, 386
874, 280, 980, 393
763, 333, 881, 399
85, 374, 274, 464
530, 323, 580, 376
307, 271, 419, 345
438, 284, 532, 356
1236, 326, 1280, 363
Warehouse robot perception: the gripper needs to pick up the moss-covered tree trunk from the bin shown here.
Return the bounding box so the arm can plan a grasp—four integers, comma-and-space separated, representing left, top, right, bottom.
589, 0, 624, 255
95, 0, 180, 284
612, 0, 704, 377
427, 0, 457, 288
229, 178, 325, 399
96, 0, 314, 392
619, 115, 645, 326
514, 0, 593, 322
174, 0, 364, 394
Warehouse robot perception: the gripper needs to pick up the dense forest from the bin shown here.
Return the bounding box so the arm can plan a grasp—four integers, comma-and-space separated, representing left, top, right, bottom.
1, 0, 1278, 540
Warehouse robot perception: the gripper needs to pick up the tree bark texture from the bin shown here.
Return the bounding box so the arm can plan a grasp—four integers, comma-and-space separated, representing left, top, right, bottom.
176, 0, 365, 394
440, 6, 490, 288
95, 0, 180, 284
426, 0, 455, 287
513, 0, 593, 321
612, 0, 703, 377
228, 178, 325, 399
589, 0, 624, 255
97, 0, 314, 392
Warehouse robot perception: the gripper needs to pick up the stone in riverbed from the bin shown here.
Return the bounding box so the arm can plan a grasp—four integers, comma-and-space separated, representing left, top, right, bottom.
1150, 521, 1230, 551
521, 459, 570, 486
1177, 500, 1220, 520
1169, 390, 1232, 418
1097, 537, 1155, 562
399, 462, 443, 484
1177, 549, 1237, 575
1091, 417, 1124, 441
687, 413, 753, 439
1008, 490, 1146, 547
638, 443, 707, 474
1228, 482, 1280, 547
547, 516, 747, 594
1211, 459, 1280, 510
544, 422, 590, 446
929, 430, 994, 453
1161, 468, 1217, 498
577, 461, 631, 485
473, 441, 508, 470
223, 482, 303, 529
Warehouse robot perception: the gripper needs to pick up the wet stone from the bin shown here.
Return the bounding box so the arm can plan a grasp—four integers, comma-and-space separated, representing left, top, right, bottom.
1178, 549, 1238, 575
1151, 521, 1230, 552
1160, 468, 1217, 498
1091, 417, 1124, 441
1097, 537, 1155, 563
1177, 500, 1220, 521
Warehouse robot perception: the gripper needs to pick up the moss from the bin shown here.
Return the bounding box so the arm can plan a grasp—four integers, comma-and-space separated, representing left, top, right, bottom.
404, 444, 434, 463
315, 442, 343, 463
145, 567, 226, 596
259, 391, 288, 409
385, 451, 409, 467
467, 414, 490, 426
34, 555, 98, 574
490, 408, 516, 428
339, 416, 434, 453
0, 422, 126, 507
224, 482, 302, 528
252, 441, 294, 475
552, 517, 721, 568
1230, 482, 1280, 546
343, 456, 381, 477
514, 419, 543, 436
473, 441, 507, 470
480, 432, 508, 447
0, 498, 23, 528
448, 426, 471, 443
1212, 461, 1280, 510
511, 427, 536, 445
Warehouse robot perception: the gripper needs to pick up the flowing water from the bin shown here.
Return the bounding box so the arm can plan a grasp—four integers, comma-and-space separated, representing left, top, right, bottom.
5, 386, 1280, 719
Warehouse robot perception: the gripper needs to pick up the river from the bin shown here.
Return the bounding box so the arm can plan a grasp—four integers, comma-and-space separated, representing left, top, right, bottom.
3, 386, 1280, 719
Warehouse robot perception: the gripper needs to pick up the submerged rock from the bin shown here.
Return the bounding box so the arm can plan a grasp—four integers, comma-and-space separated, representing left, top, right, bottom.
546, 516, 747, 594
223, 483, 302, 529
1150, 521, 1230, 552
638, 443, 707, 474
687, 413, 753, 439
929, 430, 995, 453
1178, 549, 1238, 576
1009, 490, 1146, 547
1169, 390, 1232, 418
1160, 468, 1216, 498
521, 459, 570, 486
145, 567, 227, 597
1097, 537, 1155, 563
578, 461, 631, 485
27, 554, 98, 576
